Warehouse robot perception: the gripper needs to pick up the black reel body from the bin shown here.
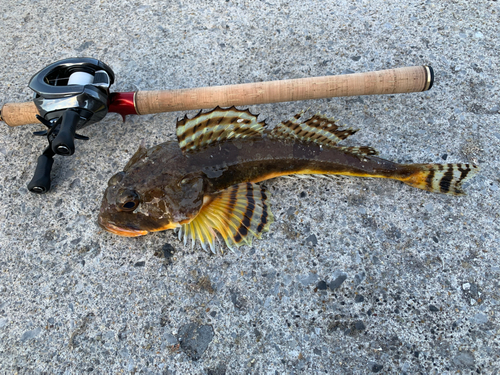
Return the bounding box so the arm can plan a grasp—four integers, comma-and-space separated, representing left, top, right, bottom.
27, 58, 115, 193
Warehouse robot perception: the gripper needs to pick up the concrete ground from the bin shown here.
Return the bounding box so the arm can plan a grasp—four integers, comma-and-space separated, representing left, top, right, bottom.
0, 0, 499, 373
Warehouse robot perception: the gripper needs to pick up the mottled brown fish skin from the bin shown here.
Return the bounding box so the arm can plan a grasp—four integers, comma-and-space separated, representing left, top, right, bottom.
99, 142, 205, 236
190, 137, 406, 193
99, 136, 410, 236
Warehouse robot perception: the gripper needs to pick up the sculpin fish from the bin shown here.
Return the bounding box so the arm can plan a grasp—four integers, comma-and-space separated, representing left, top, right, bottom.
99, 107, 479, 252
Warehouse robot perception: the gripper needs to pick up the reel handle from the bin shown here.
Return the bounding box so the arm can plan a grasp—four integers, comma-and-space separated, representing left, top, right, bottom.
27, 149, 55, 194
52, 109, 80, 155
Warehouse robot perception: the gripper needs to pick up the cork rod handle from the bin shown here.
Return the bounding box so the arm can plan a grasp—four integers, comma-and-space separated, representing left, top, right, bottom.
1, 101, 40, 127
136, 66, 433, 115
1, 66, 433, 126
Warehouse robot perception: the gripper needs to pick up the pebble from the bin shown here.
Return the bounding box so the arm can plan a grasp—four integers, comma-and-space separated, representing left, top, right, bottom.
230, 290, 245, 310
354, 272, 366, 285
471, 313, 488, 324
329, 271, 347, 290
178, 323, 214, 361
355, 295, 365, 303
206, 364, 227, 375
158, 243, 176, 260
354, 320, 366, 331
298, 273, 318, 286
69, 178, 81, 189
452, 351, 475, 368
429, 305, 439, 312
305, 234, 318, 246
127, 359, 135, 372
371, 363, 383, 373
164, 333, 178, 345
20, 327, 41, 342
316, 280, 328, 290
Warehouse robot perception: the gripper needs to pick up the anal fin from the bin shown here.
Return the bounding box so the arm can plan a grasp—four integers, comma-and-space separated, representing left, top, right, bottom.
178, 182, 274, 253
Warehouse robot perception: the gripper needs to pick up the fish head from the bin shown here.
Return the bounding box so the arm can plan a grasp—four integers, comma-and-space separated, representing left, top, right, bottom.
98, 142, 206, 237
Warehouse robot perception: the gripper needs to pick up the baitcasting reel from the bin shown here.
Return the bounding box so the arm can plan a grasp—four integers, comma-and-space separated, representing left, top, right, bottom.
27, 57, 115, 193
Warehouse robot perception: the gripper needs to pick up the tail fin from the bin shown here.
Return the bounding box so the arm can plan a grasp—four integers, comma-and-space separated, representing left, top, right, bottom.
399, 163, 479, 195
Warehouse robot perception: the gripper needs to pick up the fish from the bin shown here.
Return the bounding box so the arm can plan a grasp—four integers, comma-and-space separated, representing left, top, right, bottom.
98, 107, 479, 253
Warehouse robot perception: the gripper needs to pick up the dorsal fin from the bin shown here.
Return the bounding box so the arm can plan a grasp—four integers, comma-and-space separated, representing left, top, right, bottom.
124, 141, 148, 171
336, 146, 379, 156
176, 106, 266, 153
270, 112, 358, 148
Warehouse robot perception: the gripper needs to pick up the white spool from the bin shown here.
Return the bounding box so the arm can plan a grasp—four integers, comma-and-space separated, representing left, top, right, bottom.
67, 71, 94, 85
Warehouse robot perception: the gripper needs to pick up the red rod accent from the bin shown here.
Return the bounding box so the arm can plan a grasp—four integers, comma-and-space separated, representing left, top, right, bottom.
108, 92, 138, 120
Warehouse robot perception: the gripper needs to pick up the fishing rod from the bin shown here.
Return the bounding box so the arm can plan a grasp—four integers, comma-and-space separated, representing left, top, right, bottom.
0, 57, 434, 194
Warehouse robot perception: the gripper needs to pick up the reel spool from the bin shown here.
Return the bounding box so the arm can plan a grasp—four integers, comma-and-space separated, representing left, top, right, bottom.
27, 58, 115, 193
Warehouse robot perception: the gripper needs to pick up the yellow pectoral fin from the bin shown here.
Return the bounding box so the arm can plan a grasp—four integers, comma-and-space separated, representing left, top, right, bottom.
178, 182, 274, 254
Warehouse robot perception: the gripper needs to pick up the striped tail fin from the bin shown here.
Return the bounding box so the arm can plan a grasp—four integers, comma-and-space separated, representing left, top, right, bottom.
399, 163, 479, 195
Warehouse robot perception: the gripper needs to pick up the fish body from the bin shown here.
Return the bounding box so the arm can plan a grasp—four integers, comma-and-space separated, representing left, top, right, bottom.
99, 107, 479, 252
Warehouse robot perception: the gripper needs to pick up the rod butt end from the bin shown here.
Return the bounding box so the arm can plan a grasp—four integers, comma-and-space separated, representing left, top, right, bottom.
423, 66, 434, 91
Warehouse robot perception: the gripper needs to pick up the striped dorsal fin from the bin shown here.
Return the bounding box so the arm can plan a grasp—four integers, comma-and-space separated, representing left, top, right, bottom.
336, 146, 379, 156
270, 112, 358, 148
124, 141, 148, 171
176, 106, 266, 153
178, 182, 274, 253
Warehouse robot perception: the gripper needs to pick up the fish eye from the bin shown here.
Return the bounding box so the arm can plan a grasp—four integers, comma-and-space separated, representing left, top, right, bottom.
116, 189, 140, 212
122, 201, 137, 210
108, 171, 126, 187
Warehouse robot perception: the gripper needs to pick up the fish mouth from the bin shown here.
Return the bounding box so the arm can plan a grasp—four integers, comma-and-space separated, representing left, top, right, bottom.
98, 216, 149, 237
